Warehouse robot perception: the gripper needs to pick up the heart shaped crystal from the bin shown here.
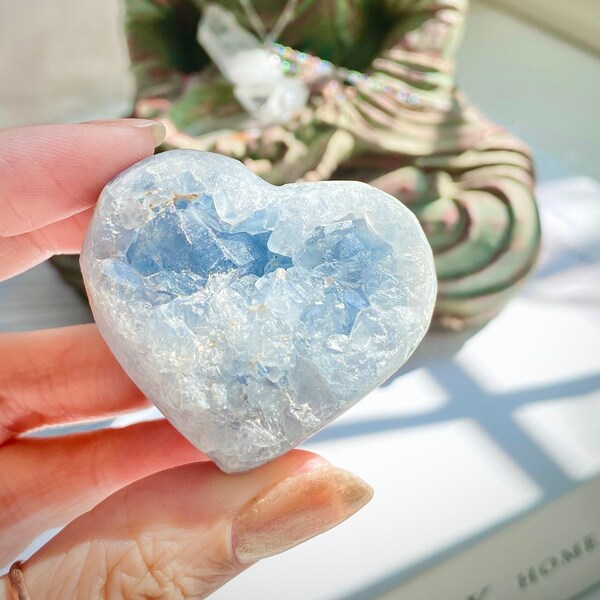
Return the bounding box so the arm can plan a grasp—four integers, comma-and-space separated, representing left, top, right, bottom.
81, 150, 436, 472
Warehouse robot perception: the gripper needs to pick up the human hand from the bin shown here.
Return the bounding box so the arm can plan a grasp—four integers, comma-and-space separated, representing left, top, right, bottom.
0, 120, 372, 599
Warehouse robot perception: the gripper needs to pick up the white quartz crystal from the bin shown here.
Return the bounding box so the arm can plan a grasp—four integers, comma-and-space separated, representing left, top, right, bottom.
81, 150, 436, 472
197, 4, 309, 124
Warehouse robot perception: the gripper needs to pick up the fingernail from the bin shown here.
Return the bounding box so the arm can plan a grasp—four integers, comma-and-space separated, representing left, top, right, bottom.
231, 464, 373, 564
85, 118, 166, 147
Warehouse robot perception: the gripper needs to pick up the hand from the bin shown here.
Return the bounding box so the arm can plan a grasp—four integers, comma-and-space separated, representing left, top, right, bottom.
0, 120, 372, 599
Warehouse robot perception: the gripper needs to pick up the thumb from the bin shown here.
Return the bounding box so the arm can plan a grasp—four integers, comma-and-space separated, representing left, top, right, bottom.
1, 451, 372, 599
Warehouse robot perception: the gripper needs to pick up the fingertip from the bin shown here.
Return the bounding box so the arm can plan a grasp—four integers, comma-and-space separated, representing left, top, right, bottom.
0, 119, 164, 237
231, 462, 373, 564
83, 118, 166, 148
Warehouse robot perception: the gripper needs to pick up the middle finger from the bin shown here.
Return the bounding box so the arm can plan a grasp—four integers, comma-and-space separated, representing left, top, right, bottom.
0, 324, 147, 443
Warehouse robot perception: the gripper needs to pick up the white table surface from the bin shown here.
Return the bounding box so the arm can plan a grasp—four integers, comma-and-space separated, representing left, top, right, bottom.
1, 1, 599, 598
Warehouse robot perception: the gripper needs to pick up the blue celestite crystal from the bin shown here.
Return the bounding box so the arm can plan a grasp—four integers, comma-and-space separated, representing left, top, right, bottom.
81, 150, 436, 472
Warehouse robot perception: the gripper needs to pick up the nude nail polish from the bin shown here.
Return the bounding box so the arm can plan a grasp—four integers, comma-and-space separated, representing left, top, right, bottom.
231, 464, 373, 564
85, 118, 166, 147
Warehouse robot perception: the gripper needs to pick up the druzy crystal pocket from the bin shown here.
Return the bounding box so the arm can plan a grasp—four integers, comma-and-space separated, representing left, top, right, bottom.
81, 150, 436, 472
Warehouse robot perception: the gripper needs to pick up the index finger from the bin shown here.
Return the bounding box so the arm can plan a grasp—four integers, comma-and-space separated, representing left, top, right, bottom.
0, 119, 165, 237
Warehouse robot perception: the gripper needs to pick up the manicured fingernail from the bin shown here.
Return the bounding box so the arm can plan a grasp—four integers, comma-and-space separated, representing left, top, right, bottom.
231, 464, 373, 564
86, 118, 166, 147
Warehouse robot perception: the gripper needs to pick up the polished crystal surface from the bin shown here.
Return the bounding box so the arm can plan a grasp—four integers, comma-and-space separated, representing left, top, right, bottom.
81, 150, 436, 472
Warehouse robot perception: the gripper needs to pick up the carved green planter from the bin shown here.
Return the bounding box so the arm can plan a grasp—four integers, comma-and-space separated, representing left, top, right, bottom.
53, 0, 540, 330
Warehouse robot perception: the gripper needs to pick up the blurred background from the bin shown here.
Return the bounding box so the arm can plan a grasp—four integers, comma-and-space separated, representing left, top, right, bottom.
1, 0, 599, 598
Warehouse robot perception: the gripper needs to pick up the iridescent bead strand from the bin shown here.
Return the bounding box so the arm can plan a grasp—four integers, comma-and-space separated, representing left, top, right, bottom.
266, 42, 451, 112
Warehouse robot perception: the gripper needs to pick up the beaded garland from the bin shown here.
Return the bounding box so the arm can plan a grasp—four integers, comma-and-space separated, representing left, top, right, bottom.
266, 42, 451, 112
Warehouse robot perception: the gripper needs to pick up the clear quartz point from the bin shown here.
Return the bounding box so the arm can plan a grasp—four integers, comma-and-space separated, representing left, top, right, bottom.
235, 78, 309, 125
197, 4, 309, 124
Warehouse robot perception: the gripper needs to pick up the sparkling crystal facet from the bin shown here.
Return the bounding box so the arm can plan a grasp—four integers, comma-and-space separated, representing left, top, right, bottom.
81, 150, 436, 472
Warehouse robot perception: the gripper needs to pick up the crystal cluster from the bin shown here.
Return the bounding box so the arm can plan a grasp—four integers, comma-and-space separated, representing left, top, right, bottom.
81, 150, 436, 472
197, 5, 309, 124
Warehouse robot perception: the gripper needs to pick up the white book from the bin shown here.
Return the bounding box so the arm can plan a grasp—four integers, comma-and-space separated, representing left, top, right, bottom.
377, 478, 600, 600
